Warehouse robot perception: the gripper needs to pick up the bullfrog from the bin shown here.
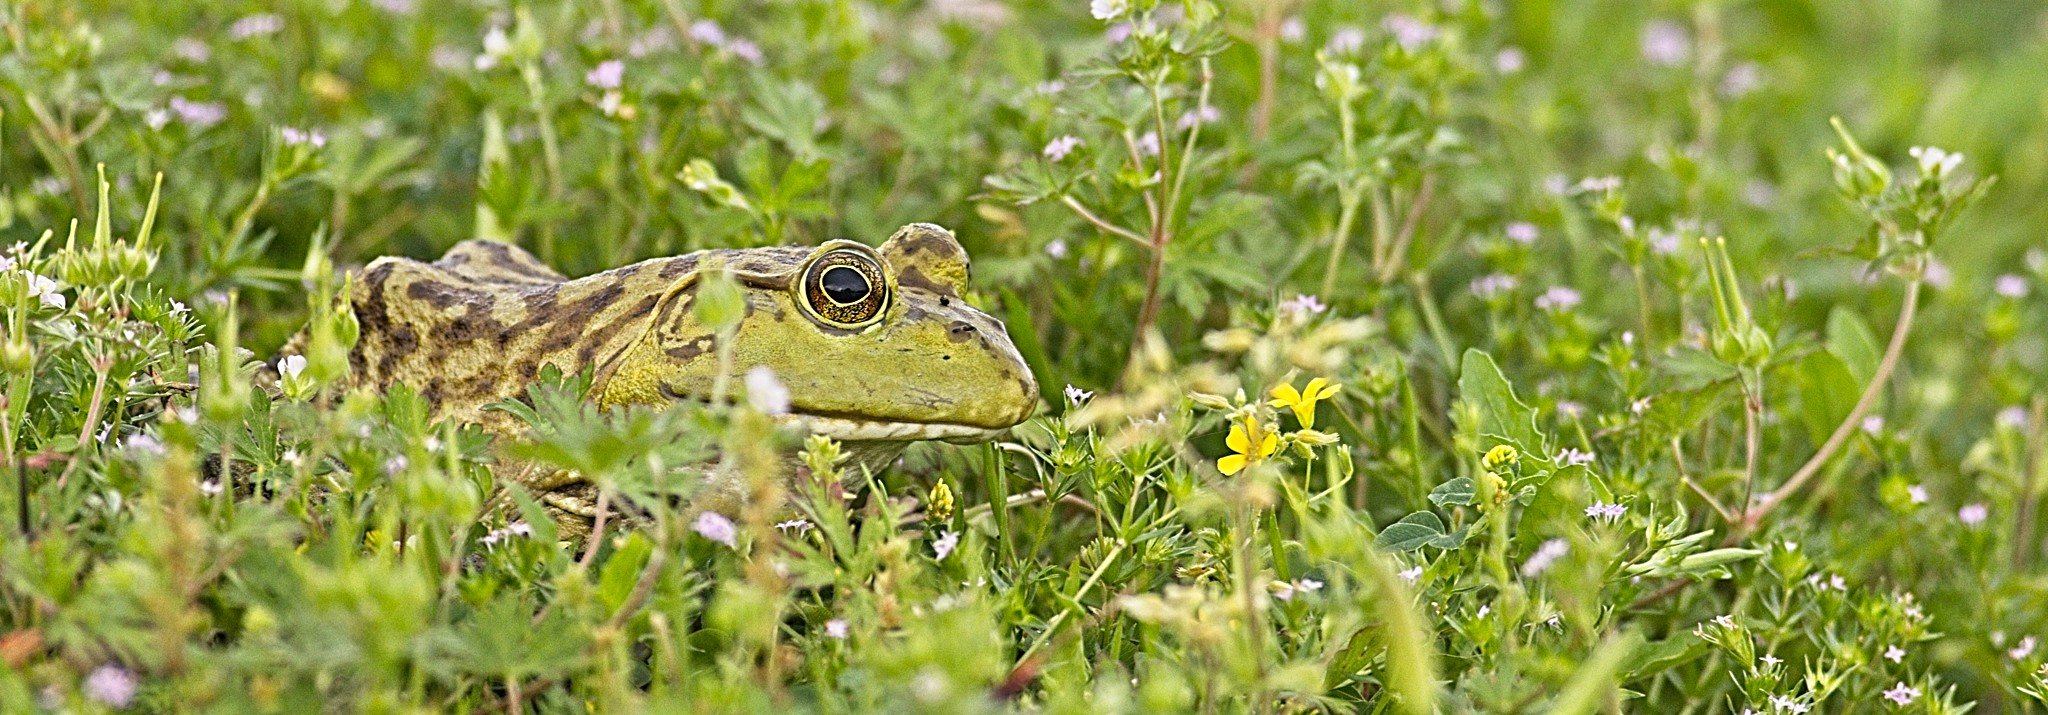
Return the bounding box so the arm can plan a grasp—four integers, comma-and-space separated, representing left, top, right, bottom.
337, 223, 1039, 528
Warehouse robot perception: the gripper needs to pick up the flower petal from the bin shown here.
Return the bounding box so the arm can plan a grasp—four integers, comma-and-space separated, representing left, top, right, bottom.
1257, 432, 1278, 458
1312, 381, 1341, 400
1218, 454, 1246, 476
1226, 422, 1249, 453
1269, 383, 1301, 405
1293, 404, 1316, 429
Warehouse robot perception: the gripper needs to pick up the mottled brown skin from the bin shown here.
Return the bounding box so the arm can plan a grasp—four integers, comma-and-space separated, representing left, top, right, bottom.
339, 223, 1039, 532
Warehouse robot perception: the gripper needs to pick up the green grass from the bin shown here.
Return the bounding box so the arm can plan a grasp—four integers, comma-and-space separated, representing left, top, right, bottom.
7, 0, 2048, 711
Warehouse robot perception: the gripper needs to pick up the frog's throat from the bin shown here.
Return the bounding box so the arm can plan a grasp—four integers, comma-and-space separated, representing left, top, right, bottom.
774, 413, 1006, 444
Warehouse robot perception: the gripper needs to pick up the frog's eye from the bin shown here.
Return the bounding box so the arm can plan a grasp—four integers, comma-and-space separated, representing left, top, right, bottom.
798, 246, 890, 329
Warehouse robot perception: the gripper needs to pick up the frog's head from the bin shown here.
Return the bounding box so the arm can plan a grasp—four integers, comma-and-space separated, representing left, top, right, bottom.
606, 223, 1040, 444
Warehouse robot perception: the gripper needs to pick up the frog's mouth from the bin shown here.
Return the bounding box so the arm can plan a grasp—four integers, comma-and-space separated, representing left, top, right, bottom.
776, 413, 1008, 444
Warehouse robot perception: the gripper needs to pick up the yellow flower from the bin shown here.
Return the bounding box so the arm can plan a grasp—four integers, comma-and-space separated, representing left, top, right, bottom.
1268, 377, 1341, 428
1218, 415, 1279, 476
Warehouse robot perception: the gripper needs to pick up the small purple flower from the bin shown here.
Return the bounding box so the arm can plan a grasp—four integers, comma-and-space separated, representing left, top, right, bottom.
1640, 20, 1690, 66
1042, 135, 1082, 162
1279, 17, 1306, 43
1520, 538, 1569, 577
172, 38, 211, 62
1720, 62, 1763, 97
1493, 47, 1526, 74
1557, 448, 1595, 467
1882, 682, 1919, 706
1397, 565, 1422, 583
824, 618, 849, 639
1176, 104, 1221, 130
933, 530, 960, 561
1135, 131, 1160, 156
1584, 501, 1625, 522
1959, 503, 1989, 526
2000, 406, 2030, 429
725, 39, 763, 64
168, 97, 227, 128
1470, 273, 1519, 300
688, 20, 726, 45
280, 127, 327, 148
229, 13, 285, 40
1884, 645, 1906, 662
1044, 239, 1069, 259
83, 665, 138, 708
1906, 485, 1928, 505
507, 522, 532, 537
1381, 13, 1439, 52
693, 511, 737, 547
585, 59, 624, 89
1325, 26, 1366, 54
1996, 273, 2030, 299
1105, 23, 1133, 44
1281, 293, 1328, 317
1504, 222, 1539, 245
1535, 286, 1583, 312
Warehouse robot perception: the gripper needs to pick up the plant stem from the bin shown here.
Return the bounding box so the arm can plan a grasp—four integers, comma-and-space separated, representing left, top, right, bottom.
1740, 275, 1922, 532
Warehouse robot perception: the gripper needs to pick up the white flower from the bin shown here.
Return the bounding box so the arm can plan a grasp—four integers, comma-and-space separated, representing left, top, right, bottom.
824, 618, 848, 639
1504, 221, 1539, 244
1089, 0, 1127, 21
1272, 577, 1323, 602
724, 39, 763, 64
1882, 682, 1919, 706
83, 665, 138, 708
482, 529, 505, 547
1647, 226, 1682, 255
1759, 653, 1782, 667
1631, 397, 1654, 415
586, 59, 624, 89
1557, 448, 1596, 467
1397, 565, 1422, 584
2012, 635, 2038, 660
1281, 293, 1328, 317
124, 434, 165, 456
507, 522, 532, 537
1884, 645, 1906, 663
1044, 239, 1069, 259
1535, 286, 1583, 312
1556, 401, 1585, 419
383, 455, 409, 477
933, 530, 960, 561
1959, 503, 1989, 526
1494, 47, 1526, 74
693, 511, 737, 547
1996, 273, 2030, 299
1768, 694, 1809, 714
1043, 135, 1082, 162
1640, 20, 1690, 66
1033, 80, 1066, 96
144, 109, 171, 130
1063, 384, 1094, 407
172, 37, 211, 62
26, 273, 65, 309
744, 366, 791, 415
1520, 538, 1569, 577
200, 479, 224, 496
1861, 415, 1885, 435
1908, 146, 1964, 179
1906, 485, 1928, 505
280, 354, 308, 379
168, 299, 189, 315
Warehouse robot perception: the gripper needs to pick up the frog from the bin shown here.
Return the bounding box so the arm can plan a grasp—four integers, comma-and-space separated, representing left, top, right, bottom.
336, 222, 1039, 532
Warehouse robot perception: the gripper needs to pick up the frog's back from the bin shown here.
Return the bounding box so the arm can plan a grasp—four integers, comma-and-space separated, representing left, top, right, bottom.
347, 240, 689, 427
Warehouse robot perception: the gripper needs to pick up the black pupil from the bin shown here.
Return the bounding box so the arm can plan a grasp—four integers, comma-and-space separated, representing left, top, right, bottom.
820, 265, 869, 304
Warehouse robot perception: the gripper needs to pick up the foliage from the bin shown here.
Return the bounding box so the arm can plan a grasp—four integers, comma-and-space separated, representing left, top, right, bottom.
6, 0, 2048, 712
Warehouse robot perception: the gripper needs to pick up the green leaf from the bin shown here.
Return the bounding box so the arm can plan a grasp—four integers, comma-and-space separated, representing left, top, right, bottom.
1428, 477, 1475, 507
1795, 351, 1860, 446
598, 533, 654, 613
1378, 511, 1448, 551
1458, 349, 1546, 456
1825, 307, 1882, 385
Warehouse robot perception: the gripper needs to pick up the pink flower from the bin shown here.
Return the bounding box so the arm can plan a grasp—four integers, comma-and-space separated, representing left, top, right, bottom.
84, 665, 137, 707
1959, 503, 1989, 526
1043, 135, 1082, 162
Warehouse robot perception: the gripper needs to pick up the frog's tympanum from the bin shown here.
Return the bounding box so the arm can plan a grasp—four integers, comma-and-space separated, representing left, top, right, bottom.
339, 223, 1038, 527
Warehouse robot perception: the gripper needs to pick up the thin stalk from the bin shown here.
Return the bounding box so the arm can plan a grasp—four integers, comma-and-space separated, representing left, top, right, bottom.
2013, 396, 2045, 569
1740, 275, 1922, 532
1319, 97, 1362, 298
1375, 174, 1437, 284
